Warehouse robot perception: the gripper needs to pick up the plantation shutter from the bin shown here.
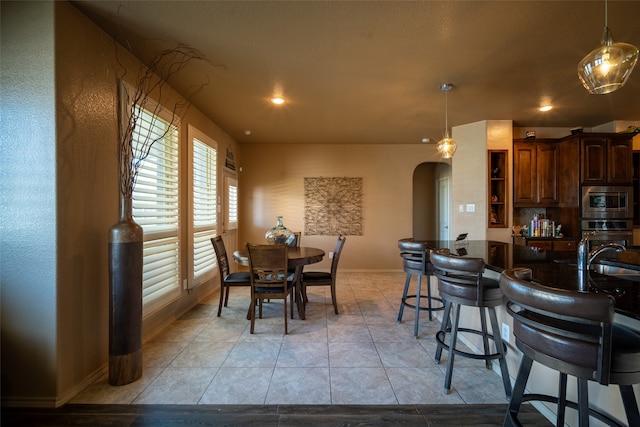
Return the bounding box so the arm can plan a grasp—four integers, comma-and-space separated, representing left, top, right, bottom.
226, 176, 238, 230
132, 107, 181, 316
192, 136, 217, 283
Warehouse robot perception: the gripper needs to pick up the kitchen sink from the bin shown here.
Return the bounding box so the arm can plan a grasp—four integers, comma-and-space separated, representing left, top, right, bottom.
590, 263, 640, 282
553, 259, 577, 266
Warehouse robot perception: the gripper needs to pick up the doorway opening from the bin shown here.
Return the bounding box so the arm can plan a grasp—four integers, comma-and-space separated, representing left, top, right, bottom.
412, 162, 452, 241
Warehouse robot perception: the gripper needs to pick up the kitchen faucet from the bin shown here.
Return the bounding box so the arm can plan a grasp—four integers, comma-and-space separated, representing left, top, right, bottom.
577, 231, 626, 292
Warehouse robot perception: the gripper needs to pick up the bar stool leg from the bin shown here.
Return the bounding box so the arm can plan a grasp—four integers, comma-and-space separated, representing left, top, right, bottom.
414, 274, 422, 337
479, 307, 491, 369
435, 300, 452, 363
397, 273, 411, 322
504, 354, 533, 427
444, 302, 461, 394
619, 385, 640, 426
557, 373, 567, 427
426, 274, 433, 321
488, 307, 512, 397
577, 378, 589, 427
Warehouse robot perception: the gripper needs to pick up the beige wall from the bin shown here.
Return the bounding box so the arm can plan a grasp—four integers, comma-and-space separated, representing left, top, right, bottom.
237, 143, 450, 271
451, 120, 514, 243
2, 0, 58, 403
1, 1, 240, 406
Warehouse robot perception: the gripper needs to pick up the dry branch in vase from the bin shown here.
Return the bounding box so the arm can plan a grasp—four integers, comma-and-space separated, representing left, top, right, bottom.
117, 44, 208, 198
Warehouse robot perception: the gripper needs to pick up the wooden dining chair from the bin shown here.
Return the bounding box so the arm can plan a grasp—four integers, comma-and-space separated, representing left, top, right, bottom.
246, 243, 295, 334
300, 235, 346, 314
290, 231, 301, 247
211, 236, 251, 317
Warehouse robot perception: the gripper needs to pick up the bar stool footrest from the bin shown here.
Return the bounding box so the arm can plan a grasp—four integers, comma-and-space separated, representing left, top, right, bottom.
436, 328, 507, 361
400, 295, 445, 312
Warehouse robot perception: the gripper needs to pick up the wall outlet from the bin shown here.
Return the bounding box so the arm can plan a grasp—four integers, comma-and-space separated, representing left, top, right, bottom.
329, 252, 334, 259
501, 322, 510, 342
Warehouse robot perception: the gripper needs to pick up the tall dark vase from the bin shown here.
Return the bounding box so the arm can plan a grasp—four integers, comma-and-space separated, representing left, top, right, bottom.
108, 196, 143, 385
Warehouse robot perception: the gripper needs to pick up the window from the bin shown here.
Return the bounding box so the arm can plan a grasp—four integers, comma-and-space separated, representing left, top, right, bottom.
190, 125, 217, 286
226, 176, 238, 231
130, 94, 181, 316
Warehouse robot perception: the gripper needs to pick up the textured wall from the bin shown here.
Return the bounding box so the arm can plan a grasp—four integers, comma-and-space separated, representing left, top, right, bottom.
1, 0, 240, 406
1, 1, 58, 402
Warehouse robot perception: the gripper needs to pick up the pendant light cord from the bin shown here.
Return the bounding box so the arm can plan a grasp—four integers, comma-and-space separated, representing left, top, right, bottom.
445, 90, 449, 133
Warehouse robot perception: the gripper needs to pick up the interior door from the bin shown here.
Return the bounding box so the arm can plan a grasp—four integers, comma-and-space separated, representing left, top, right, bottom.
438, 177, 450, 241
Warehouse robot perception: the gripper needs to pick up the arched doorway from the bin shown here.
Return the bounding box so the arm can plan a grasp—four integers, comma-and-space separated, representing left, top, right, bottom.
412, 162, 452, 241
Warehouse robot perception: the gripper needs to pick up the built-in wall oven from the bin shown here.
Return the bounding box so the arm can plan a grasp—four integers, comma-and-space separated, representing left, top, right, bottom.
581, 186, 634, 246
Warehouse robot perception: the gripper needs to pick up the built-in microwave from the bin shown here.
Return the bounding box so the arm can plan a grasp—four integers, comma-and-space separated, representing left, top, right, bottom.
581, 186, 633, 220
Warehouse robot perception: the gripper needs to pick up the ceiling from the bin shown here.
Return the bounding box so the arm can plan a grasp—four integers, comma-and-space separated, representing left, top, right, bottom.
71, 1, 640, 146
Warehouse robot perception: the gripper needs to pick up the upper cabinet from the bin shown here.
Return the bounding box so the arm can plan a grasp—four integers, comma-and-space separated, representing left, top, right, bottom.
579, 134, 633, 185
513, 139, 559, 207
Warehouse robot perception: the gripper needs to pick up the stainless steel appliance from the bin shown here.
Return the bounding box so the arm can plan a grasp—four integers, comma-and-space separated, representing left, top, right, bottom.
580, 219, 633, 247
581, 186, 632, 219
581, 186, 634, 247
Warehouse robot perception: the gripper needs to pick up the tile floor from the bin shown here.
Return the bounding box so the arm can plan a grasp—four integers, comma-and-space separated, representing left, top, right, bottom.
71, 272, 511, 406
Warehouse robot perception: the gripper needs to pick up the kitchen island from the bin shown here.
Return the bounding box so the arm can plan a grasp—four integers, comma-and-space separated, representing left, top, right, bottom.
406, 239, 640, 320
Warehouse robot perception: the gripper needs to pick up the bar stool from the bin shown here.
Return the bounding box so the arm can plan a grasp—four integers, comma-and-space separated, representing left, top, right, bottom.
397, 238, 444, 337
430, 248, 511, 397
500, 267, 640, 427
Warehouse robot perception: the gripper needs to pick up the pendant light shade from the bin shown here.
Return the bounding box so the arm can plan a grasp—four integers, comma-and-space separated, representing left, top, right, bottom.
437, 132, 457, 159
437, 83, 457, 159
578, 1, 639, 94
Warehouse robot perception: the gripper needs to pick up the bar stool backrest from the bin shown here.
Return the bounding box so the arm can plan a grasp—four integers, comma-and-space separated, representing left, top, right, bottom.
430, 249, 487, 306
398, 238, 433, 275
500, 268, 616, 385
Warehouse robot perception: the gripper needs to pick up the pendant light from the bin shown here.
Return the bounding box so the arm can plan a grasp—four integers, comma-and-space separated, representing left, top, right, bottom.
577, 0, 638, 94
437, 83, 457, 159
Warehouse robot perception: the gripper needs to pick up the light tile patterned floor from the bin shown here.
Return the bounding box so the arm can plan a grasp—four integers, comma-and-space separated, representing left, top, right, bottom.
71, 272, 511, 405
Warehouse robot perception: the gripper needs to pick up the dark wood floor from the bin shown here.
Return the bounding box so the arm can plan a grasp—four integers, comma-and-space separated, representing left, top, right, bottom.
2, 403, 552, 426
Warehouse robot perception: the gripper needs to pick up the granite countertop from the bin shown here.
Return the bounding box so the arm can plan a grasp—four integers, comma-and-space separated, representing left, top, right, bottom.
411, 240, 640, 320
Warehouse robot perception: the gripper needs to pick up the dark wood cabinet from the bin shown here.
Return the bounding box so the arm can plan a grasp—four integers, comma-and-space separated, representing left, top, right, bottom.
513, 140, 559, 207
634, 152, 640, 226
579, 134, 633, 185
488, 150, 508, 228
512, 133, 631, 238
512, 236, 577, 251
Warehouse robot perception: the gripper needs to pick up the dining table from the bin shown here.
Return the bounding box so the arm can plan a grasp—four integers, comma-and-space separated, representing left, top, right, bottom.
233, 246, 325, 320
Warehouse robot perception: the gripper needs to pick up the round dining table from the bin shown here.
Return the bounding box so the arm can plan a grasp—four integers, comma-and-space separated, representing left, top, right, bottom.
233, 246, 325, 320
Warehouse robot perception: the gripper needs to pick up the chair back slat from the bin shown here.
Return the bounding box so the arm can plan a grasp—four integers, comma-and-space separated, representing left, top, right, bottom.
330, 236, 346, 277
211, 236, 230, 277
247, 244, 289, 289
289, 232, 301, 247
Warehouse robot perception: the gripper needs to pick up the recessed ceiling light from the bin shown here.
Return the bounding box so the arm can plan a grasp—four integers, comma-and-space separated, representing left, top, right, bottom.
244, 130, 252, 136
421, 137, 430, 143
271, 97, 285, 105
538, 105, 553, 112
